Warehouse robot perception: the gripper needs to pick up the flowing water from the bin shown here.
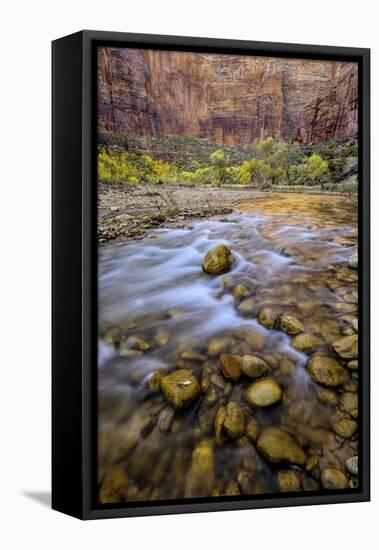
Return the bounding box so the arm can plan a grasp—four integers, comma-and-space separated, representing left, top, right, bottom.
98, 193, 358, 502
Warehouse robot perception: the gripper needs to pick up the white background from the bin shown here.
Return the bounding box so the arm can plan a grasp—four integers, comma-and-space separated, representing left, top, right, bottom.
1, 0, 376, 548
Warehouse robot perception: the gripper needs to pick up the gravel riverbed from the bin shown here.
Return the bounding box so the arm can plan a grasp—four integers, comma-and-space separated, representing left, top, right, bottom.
98, 185, 264, 242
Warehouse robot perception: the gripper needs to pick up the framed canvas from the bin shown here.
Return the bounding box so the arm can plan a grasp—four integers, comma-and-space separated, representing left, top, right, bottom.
52, 30, 370, 520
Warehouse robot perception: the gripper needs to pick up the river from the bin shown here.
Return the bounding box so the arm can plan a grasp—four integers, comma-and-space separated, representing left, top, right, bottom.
97, 192, 358, 502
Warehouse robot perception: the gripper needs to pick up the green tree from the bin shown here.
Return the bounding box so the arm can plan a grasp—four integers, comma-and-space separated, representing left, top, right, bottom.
274, 142, 302, 184
209, 149, 229, 186
256, 136, 277, 157
301, 154, 330, 186
193, 166, 215, 186
328, 157, 347, 182
239, 159, 271, 187
256, 137, 287, 185
267, 164, 285, 186
210, 149, 228, 167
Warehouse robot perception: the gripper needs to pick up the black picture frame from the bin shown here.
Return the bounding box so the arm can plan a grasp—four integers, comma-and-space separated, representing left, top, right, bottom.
52, 30, 370, 520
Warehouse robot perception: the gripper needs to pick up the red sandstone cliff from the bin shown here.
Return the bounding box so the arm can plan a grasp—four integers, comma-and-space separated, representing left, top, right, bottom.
98, 47, 358, 145
296, 63, 358, 142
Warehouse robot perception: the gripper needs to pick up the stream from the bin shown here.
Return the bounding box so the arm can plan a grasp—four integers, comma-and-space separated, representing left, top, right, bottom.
97, 193, 358, 502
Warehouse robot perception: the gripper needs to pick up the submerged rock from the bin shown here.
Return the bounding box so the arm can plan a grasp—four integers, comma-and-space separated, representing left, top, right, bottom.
331, 413, 357, 439
307, 354, 348, 387
185, 440, 214, 498
320, 467, 348, 489
202, 243, 234, 274
340, 392, 358, 416
237, 298, 255, 314
306, 455, 319, 474
197, 402, 218, 434
246, 378, 282, 407
348, 253, 358, 269
224, 401, 246, 439
148, 370, 162, 391
280, 357, 295, 375
224, 480, 241, 496
244, 330, 266, 350
215, 405, 227, 444
158, 407, 175, 433
332, 334, 358, 360
99, 467, 129, 504
345, 456, 358, 475
237, 471, 254, 494
246, 417, 260, 441
257, 427, 306, 466
241, 355, 271, 379
277, 470, 302, 492
232, 284, 251, 299
257, 307, 277, 329
215, 402, 245, 441
210, 373, 227, 389
123, 335, 150, 351
279, 315, 304, 335
208, 335, 232, 356
180, 350, 207, 362
160, 369, 200, 410
154, 329, 170, 346
347, 359, 358, 370
316, 388, 339, 407
205, 388, 219, 405
219, 354, 242, 381
291, 333, 323, 354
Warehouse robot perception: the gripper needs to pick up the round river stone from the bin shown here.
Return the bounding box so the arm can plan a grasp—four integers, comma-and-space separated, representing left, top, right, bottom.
307, 354, 348, 387
257, 427, 306, 466
320, 467, 348, 489
160, 369, 200, 410
246, 378, 282, 407
241, 355, 271, 378
202, 243, 234, 274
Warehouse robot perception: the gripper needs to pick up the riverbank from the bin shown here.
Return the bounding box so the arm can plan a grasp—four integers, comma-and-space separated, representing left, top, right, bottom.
98, 185, 260, 242
98, 185, 353, 242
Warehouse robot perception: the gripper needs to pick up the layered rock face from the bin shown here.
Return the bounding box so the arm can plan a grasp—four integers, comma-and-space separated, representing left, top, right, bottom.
98, 47, 358, 145
296, 63, 358, 142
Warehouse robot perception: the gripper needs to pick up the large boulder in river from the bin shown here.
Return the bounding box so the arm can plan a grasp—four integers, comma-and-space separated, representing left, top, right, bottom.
202, 243, 234, 274
257, 427, 306, 466
246, 378, 282, 407
160, 369, 200, 410
307, 354, 348, 387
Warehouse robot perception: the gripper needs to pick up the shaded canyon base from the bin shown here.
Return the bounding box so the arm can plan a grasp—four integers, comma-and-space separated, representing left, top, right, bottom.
98, 193, 358, 503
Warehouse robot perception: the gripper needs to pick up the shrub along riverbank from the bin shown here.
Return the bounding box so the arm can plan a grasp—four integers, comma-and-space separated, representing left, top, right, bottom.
98, 135, 358, 194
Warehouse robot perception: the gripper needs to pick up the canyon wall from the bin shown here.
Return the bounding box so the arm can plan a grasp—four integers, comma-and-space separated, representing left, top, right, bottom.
296, 63, 358, 142
98, 47, 358, 145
